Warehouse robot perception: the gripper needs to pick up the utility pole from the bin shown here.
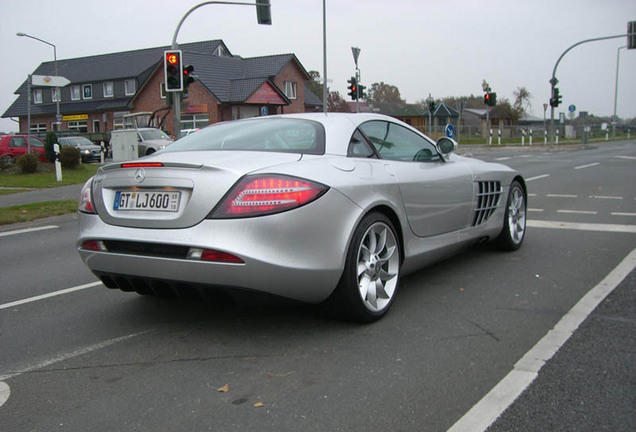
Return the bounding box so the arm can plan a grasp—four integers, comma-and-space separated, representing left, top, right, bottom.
351, 47, 361, 113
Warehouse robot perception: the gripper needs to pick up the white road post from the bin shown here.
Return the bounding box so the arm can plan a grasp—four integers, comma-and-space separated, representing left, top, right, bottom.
53, 143, 62, 182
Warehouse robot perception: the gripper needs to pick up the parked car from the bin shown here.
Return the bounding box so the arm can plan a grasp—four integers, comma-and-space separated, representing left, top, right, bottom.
58, 136, 102, 163
135, 128, 173, 157
0, 135, 47, 163
77, 113, 526, 322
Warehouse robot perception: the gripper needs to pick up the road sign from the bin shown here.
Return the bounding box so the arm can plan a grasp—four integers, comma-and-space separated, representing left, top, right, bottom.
568, 104, 576, 113
31, 75, 70, 87
260, 106, 268, 116
445, 124, 455, 139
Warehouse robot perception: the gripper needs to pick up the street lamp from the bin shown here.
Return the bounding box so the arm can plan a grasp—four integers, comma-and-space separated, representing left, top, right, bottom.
17, 32, 60, 135
613, 45, 627, 139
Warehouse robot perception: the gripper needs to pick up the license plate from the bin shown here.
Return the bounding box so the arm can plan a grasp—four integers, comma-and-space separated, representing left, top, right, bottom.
114, 190, 181, 212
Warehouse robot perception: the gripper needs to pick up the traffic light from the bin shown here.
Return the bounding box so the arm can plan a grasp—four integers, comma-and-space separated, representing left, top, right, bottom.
484, 92, 497, 107
358, 84, 366, 100
164, 50, 183, 92
183, 65, 195, 91
256, 0, 272, 25
428, 100, 436, 112
550, 87, 562, 107
347, 77, 358, 100
628, 21, 636, 50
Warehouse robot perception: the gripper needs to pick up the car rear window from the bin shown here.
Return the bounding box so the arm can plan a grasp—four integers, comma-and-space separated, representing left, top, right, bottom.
164, 118, 325, 155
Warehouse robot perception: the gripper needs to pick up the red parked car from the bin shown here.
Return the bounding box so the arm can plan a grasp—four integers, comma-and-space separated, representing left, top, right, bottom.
0, 135, 48, 163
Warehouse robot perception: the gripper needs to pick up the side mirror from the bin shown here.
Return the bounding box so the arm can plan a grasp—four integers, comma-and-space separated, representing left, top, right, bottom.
436, 137, 457, 155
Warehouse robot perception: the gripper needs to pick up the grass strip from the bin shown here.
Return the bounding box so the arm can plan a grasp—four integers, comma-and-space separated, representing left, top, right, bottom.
0, 201, 77, 225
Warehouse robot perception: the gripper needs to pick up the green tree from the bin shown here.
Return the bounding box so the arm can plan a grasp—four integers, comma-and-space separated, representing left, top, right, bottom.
306, 70, 324, 103
513, 86, 532, 115
365, 82, 404, 104
328, 91, 349, 112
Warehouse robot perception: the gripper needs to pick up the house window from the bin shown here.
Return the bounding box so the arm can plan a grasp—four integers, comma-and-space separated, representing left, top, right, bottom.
52, 88, 61, 102
93, 119, 100, 132
30, 123, 46, 133
103, 82, 114, 98
71, 85, 81, 101
33, 89, 43, 104
181, 114, 209, 131
283, 81, 297, 100
125, 79, 136, 96
83, 84, 93, 100
68, 120, 88, 133
160, 82, 166, 99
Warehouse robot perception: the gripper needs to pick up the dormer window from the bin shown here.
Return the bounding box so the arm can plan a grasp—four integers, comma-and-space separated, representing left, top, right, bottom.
103, 81, 114, 98
125, 79, 136, 96
83, 84, 93, 100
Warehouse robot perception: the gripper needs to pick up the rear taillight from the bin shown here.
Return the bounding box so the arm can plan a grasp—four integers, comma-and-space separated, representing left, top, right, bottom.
210, 174, 327, 218
78, 178, 96, 214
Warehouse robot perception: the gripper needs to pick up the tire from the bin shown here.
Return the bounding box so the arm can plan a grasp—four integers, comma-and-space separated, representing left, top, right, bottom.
495, 180, 526, 251
328, 212, 401, 322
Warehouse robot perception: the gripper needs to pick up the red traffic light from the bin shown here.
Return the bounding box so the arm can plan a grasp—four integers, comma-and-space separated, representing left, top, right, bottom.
166, 53, 179, 65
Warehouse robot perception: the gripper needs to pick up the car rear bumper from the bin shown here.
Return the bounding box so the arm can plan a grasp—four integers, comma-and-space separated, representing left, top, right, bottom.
77, 189, 363, 303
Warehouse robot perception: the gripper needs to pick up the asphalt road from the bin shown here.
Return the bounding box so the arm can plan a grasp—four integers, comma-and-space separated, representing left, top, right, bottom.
0, 140, 634, 431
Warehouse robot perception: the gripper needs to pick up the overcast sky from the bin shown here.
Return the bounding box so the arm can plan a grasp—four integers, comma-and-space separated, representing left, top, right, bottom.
0, 0, 634, 132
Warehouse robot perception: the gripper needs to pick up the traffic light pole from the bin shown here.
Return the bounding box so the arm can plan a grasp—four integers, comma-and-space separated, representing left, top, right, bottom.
548, 32, 630, 143
170, 1, 271, 136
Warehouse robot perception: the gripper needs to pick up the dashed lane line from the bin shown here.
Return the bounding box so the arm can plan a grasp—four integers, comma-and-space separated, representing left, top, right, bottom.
574, 162, 601, 170
589, 195, 623, 200
547, 194, 578, 198
0, 281, 102, 311
557, 210, 598, 215
612, 212, 636, 217
0, 225, 59, 238
526, 174, 550, 182
447, 246, 636, 432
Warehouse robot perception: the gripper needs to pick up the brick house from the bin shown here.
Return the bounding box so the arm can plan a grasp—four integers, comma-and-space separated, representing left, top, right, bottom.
2, 40, 323, 138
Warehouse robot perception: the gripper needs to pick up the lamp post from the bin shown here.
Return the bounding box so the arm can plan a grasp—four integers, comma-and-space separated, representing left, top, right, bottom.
613, 45, 626, 139
17, 32, 60, 135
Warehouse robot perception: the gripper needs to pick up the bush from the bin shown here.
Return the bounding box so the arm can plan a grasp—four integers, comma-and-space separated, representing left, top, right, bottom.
45, 131, 58, 162
60, 146, 81, 169
16, 153, 39, 174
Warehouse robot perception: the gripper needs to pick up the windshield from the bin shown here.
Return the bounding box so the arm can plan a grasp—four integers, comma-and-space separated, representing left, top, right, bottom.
61, 137, 95, 147
138, 129, 171, 141
164, 118, 325, 155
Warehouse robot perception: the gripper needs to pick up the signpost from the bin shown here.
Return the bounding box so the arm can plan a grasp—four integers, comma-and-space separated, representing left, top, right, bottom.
31, 75, 70, 88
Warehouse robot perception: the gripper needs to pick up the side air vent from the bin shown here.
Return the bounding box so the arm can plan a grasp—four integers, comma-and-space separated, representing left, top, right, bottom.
473, 181, 502, 226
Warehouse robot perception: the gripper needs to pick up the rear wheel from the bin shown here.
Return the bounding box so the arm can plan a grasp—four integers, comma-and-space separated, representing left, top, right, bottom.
495, 180, 526, 250
328, 212, 401, 322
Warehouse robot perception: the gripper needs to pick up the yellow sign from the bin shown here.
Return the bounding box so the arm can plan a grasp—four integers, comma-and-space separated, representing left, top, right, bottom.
62, 114, 88, 121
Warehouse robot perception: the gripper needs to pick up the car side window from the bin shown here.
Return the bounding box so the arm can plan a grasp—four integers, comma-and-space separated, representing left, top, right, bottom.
359, 121, 440, 162
10, 137, 27, 148
347, 130, 377, 158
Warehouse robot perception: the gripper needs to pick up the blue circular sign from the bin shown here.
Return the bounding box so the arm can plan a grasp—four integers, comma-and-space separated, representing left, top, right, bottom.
445, 124, 455, 139
261, 106, 269, 116
568, 104, 576, 113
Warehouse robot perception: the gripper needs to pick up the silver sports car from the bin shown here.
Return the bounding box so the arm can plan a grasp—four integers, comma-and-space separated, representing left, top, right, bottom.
77, 113, 526, 322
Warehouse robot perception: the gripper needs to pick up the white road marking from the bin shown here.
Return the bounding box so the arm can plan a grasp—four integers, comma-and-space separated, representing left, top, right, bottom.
528, 193, 537, 197
547, 194, 578, 198
589, 195, 623, 200
527, 220, 636, 233
0, 330, 153, 408
616, 155, 636, 160
557, 210, 598, 215
0, 225, 59, 238
495, 157, 512, 161
574, 162, 600, 170
527, 208, 544, 212
612, 212, 636, 217
447, 247, 636, 432
0, 281, 102, 311
526, 174, 550, 182
0, 382, 9, 408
